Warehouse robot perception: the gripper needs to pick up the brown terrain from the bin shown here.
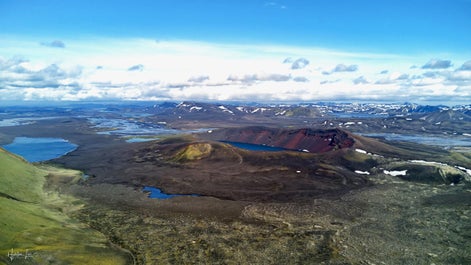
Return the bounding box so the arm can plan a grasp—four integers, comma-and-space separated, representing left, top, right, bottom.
52, 125, 470, 264
53, 126, 377, 203
2, 114, 470, 264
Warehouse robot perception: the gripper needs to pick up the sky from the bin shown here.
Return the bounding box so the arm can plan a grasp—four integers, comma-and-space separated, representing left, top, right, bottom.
1, 0, 470, 104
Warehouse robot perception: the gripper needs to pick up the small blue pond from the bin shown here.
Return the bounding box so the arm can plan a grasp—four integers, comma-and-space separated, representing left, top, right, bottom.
2, 137, 78, 162
222, 141, 286, 151
142, 186, 199, 199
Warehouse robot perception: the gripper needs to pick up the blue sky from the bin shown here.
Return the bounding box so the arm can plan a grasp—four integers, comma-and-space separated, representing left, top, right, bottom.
1, 0, 471, 103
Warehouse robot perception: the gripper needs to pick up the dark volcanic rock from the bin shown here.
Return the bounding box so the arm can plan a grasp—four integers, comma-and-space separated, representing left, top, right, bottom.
202, 127, 355, 153
55, 135, 371, 202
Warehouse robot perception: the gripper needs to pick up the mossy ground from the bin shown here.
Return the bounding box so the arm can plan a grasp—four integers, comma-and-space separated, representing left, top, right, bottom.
174, 142, 213, 161
75, 203, 345, 265
62, 145, 471, 265
72, 172, 471, 265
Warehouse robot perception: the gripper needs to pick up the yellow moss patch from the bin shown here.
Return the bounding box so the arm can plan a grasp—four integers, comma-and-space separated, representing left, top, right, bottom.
175, 143, 213, 161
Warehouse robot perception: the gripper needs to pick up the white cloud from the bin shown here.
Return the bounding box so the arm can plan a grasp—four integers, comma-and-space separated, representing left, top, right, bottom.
264, 2, 287, 9
227, 73, 291, 83
374, 72, 410, 85
293, 76, 309, 82
127, 64, 144, 72
333, 64, 358, 72
283, 57, 293, 64
0, 59, 82, 100
457, 60, 471, 71
422, 59, 452, 69
322, 64, 358, 75
0, 37, 470, 103
353, 76, 369, 85
290, 58, 310, 69
40, 40, 66, 48
188, 75, 210, 83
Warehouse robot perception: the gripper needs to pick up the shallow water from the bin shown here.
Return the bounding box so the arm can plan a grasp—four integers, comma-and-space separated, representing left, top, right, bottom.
2, 137, 77, 162
361, 133, 471, 147
142, 186, 199, 199
88, 118, 179, 136
0, 117, 59, 127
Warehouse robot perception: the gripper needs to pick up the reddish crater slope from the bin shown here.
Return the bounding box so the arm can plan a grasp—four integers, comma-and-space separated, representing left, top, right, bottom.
202, 127, 354, 153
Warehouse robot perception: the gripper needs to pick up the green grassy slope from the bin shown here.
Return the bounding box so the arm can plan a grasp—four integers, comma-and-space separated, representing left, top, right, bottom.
0, 148, 46, 202
0, 148, 130, 265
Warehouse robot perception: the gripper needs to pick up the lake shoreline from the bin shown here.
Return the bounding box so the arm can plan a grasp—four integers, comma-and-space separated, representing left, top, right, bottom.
2, 137, 78, 163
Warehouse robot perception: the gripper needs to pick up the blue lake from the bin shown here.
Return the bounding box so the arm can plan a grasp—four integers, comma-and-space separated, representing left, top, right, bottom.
142, 186, 199, 199
2, 137, 78, 162
222, 141, 286, 151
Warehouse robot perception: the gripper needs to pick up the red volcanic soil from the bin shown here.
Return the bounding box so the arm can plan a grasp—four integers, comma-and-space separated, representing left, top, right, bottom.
202, 127, 355, 153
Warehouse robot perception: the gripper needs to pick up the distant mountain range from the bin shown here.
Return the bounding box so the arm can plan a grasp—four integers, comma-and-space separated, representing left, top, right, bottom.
145, 101, 471, 122
2, 101, 470, 119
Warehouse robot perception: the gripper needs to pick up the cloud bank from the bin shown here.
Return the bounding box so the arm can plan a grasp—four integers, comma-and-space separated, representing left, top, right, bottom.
1, 38, 470, 104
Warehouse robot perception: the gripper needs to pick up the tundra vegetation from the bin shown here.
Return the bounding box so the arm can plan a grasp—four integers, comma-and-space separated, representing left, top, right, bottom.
0, 148, 131, 264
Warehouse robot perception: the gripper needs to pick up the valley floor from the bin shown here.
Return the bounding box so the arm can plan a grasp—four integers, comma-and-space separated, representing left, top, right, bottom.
65, 172, 471, 265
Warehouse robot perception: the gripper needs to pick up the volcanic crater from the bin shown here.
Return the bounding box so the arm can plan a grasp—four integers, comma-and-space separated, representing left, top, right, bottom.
201, 126, 355, 153
57, 127, 378, 203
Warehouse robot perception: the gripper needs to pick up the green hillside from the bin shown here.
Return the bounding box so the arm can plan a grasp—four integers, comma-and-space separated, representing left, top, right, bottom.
0, 148, 46, 202
0, 148, 130, 264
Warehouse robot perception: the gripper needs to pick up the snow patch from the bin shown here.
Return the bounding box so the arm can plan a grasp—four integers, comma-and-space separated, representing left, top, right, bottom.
355, 170, 370, 175
251, 107, 268, 113
190, 106, 203, 112
354, 148, 383, 157
218, 105, 234, 114
384, 170, 407, 176
409, 160, 447, 166
355, 149, 367, 154
456, 166, 471, 176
